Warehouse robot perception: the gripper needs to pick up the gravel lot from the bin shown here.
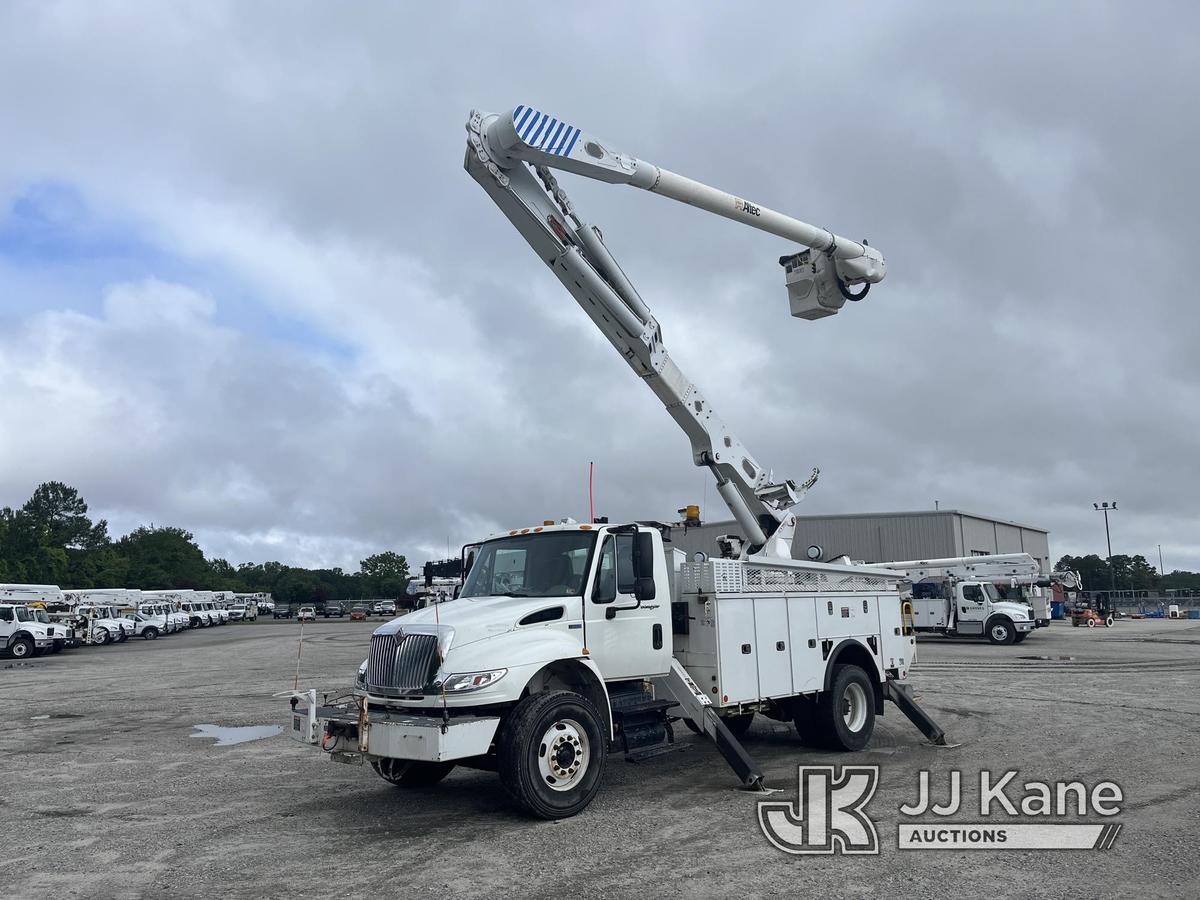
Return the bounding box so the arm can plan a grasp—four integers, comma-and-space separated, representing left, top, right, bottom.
2, 617, 1198, 899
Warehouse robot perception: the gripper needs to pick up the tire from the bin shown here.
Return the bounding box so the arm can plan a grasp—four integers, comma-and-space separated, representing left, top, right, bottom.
497, 690, 607, 820
142, 627, 159, 641
370, 758, 455, 787
722, 712, 755, 739
1013, 633, 1028, 644
811, 664, 876, 752
8, 635, 35, 659
987, 618, 1016, 645
117, 630, 128, 642
1086, 619, 1096, 628
792, 695, 821, 746
93, 627, 110, 645
1104, 616, 1114, 628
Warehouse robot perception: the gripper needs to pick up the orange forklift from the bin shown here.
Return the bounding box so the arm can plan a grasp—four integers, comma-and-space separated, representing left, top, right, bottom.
1070, 593, 1115, 628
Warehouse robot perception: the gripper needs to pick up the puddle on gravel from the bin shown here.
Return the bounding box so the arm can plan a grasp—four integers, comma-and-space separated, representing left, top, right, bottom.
30, 713, 85, 720
190, 724, 283, 746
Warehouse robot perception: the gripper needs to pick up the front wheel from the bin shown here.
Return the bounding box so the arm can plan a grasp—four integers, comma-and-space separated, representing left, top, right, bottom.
142, 627, 159, 640
1086, 618, 1096, 628
811, 664, 876, 751
93, 627, 110, 645
987, 618, 1017, 645
8, 635, 35, 659
370, 758, 455, 787
498, 690, 607, 820
1104, 616, 1114, 628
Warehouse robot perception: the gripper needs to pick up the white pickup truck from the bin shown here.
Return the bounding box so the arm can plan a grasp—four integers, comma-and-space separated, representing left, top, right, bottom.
1, 604, 57, 658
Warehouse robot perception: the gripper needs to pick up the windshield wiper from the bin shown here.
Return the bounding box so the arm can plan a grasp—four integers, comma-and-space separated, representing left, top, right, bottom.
496, 592, 530, 598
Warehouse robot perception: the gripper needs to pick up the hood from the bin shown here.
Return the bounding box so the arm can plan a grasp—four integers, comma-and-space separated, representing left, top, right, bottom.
374, 594, 579, 650
991, 600, 1031, 620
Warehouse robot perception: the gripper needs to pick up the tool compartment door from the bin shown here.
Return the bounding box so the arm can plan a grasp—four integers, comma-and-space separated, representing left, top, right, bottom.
715, 596, 758, 704
787, 595, 824, 694
753, 595, 793, 698
815, 593, 881, 641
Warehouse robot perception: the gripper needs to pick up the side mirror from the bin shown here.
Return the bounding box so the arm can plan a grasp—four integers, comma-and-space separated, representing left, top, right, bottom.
632, 531, 656, 602
633, 531, 655, 580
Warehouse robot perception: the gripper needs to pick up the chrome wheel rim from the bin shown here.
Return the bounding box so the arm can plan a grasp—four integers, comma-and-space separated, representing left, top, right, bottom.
991, 624, 1009, 642
538, 718, 589, 791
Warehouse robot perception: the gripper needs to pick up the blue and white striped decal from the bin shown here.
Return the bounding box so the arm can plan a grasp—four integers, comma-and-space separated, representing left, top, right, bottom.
512, 105, 581, 157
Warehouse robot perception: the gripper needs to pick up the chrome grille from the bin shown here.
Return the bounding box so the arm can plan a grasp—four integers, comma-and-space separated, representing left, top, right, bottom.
367, 631, 438, 693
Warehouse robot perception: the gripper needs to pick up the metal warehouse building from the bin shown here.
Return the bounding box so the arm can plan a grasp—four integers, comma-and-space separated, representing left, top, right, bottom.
669, 510, 1052, 574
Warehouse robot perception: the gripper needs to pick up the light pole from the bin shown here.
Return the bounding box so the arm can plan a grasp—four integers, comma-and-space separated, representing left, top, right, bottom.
1158, 543, 1165, 578
1093, 501, 1118, 592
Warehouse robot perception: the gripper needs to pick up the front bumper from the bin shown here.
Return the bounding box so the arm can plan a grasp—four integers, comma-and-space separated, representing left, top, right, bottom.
289, 700, 500, 763
1015, 619, 1036, 633
1034, 618, 1050, 628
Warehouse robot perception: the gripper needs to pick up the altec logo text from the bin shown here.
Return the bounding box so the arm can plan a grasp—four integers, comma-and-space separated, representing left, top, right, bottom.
758, 766, 1124, 854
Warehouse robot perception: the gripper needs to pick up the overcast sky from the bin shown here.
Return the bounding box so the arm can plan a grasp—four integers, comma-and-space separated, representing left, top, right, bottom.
1, 1, 1197, 574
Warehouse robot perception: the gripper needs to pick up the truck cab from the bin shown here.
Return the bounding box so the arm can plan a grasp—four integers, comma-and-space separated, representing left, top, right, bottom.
0, 604, 56, 658
28, 607, 76, 651
74, 605, 128, 644
909, 580, 1036, 644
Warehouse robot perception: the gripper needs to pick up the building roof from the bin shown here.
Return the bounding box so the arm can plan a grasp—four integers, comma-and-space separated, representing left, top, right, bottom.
690, 509, 1049, 535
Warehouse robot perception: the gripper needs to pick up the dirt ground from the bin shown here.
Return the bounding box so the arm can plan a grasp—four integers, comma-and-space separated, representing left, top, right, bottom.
2, 616, 1198, 899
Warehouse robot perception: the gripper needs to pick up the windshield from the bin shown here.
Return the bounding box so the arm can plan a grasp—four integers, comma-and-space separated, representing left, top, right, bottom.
461, 531, 595, 599
983, 584, 1001, 602
15, 607, 33, 622
33, 610, 50, 623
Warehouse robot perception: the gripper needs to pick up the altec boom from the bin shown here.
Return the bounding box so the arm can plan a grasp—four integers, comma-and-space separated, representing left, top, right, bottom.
287, 106, 943, 819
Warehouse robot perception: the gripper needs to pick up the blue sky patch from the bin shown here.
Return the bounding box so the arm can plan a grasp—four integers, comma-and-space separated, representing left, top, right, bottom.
0, 180, 351, 359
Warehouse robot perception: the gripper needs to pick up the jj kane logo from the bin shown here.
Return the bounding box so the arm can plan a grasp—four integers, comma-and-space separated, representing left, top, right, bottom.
758, 765, 880, 854
758, 766, 1124, 854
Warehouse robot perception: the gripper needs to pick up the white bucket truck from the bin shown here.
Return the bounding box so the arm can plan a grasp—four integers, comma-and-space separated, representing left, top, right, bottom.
875, 555, 1046, 644
287, 105, 945, 819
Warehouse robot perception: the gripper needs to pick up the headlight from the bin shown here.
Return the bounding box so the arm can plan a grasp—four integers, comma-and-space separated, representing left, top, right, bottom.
355, 660, 368, 688
438, 669, 508, 693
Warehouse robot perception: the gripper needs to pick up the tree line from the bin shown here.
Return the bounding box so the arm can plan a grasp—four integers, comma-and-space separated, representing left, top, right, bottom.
0, 482, 411, 606
1055, 553, 1200, 593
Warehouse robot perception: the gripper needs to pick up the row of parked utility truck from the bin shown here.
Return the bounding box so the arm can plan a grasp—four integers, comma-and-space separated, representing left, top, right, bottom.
0, 584, 271, 659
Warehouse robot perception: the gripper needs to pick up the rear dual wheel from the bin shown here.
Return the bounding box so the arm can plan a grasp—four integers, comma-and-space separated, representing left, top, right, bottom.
794, 664, 876, 752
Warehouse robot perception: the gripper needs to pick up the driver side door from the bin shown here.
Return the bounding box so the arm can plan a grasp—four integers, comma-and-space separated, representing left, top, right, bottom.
956, 582, 986, 634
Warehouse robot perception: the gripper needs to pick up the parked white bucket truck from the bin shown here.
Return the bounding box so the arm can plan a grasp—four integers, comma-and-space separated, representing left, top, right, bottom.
874, 554, 1048, 644
288, 105, 945, 819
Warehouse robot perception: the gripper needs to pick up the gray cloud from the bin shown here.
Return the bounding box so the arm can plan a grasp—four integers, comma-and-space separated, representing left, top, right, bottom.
0, 1, 1196, 573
